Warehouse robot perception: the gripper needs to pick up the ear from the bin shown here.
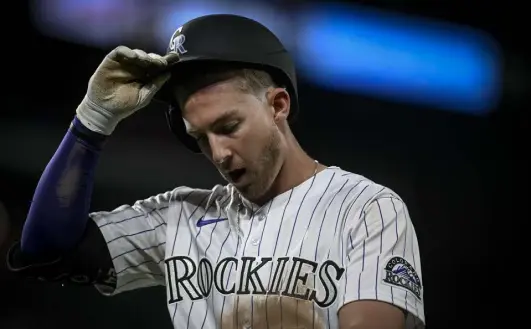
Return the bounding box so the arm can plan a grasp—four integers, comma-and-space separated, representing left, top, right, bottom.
267, 87, 290, 123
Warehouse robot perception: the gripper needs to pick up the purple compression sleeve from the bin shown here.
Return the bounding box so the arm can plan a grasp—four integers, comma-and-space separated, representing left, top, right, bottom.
20, 116, 107, 257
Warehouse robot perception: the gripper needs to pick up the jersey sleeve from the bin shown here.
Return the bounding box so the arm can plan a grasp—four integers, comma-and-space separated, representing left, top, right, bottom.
338, 194, 426, 328
90, 186, 194, 296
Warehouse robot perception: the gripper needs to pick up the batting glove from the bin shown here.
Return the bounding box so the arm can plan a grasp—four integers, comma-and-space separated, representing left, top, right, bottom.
76, 46, 178, 135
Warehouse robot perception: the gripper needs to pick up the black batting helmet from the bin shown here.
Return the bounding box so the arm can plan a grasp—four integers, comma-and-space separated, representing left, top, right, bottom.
155, 14, 298, 153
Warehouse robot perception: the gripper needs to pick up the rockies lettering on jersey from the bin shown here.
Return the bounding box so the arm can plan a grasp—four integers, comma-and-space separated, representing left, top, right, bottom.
165, 256, 344, 308
90, 166, 426, 329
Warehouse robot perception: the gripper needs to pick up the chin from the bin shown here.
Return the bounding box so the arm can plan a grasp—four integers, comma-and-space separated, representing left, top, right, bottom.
241, 181, 275, 204
235, 183, 259, 201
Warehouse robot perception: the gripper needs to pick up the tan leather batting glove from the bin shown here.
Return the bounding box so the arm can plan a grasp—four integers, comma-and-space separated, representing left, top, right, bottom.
76, 46, 178, 135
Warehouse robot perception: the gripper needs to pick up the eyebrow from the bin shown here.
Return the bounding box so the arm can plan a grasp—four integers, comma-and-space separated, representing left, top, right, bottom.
187, 108, 239, 135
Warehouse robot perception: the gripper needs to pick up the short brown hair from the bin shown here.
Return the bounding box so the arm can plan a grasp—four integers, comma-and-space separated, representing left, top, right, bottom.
174, 64, 278, 107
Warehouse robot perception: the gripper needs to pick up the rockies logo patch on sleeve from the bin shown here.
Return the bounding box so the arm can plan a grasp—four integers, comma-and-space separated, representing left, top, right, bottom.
381, 256, 422, 300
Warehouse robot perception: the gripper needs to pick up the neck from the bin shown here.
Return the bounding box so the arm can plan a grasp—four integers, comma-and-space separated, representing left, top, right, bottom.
254, 134, 325, 205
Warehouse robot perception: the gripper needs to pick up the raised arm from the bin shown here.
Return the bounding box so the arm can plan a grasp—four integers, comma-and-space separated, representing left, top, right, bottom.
7, 46, 175, 286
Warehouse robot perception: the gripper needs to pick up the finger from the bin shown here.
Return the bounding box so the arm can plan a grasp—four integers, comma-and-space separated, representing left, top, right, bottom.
126, 49, 168, 71
109, 47, 167, 71
163, 52, 180, 65
147, 53, 169, 66
108, 45, 138, 63
140, 72, 172, 102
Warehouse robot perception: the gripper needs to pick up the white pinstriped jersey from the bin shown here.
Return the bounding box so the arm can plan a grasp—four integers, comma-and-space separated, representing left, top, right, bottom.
90, 166, 425, 328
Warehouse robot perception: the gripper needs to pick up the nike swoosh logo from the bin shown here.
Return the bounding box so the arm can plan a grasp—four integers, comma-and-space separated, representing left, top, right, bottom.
196, 217, 228, 227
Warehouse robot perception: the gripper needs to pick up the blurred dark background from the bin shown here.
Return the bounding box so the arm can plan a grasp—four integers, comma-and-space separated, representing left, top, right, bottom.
0, 0, 527, 328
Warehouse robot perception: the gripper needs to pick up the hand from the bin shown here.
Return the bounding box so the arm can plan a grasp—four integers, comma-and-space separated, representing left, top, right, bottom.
76, 46, 179, 135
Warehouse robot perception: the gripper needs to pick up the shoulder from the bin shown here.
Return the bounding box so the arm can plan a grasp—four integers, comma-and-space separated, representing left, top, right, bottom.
90, 184, 233, 219
326, 167, 405, 214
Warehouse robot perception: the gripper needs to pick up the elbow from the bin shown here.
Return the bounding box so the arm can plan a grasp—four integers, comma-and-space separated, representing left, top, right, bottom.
20, 211, 82, 257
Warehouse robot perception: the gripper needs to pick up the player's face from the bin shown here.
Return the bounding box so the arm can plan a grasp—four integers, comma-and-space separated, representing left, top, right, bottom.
180, 79, 289, 201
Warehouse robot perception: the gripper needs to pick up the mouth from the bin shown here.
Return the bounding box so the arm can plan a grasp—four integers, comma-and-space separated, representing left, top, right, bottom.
228, 168, 246, 183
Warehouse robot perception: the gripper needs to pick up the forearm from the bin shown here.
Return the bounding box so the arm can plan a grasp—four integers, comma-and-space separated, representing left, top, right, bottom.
20, 116, 106, 258
18, 46, 169, 259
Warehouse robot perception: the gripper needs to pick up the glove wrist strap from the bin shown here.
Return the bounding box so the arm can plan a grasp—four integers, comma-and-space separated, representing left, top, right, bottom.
76, 96, 121, 135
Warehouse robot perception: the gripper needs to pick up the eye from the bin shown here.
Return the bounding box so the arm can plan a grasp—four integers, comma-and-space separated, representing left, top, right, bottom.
218, 122, 240, 135
190, 133, 205, 143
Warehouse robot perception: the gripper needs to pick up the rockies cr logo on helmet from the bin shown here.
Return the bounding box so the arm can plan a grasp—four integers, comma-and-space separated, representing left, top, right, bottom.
169, 27, 188, 55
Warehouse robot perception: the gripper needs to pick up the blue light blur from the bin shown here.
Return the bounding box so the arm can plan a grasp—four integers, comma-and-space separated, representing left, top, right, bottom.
296, 4, 501, 114
30, 0, 502, 115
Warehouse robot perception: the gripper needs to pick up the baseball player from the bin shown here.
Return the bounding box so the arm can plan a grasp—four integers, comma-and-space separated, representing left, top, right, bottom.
6, 14, 425, 329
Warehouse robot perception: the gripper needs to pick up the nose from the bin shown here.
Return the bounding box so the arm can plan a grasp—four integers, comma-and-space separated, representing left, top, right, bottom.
208, 134, 232, 167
